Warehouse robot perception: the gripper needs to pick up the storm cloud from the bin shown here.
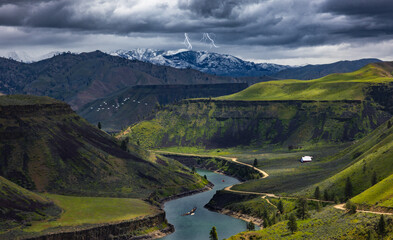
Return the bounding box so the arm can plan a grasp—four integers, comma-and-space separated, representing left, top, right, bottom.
0, 0, 392, 64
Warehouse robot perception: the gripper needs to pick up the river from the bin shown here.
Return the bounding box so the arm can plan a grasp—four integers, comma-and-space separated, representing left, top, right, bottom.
160, 169, 255, 240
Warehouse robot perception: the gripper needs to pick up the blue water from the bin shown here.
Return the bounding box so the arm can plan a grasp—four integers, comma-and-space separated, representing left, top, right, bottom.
160, 169, 250, 240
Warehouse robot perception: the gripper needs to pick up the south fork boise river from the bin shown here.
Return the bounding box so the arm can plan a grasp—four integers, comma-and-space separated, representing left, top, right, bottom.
160, 169, 252, 240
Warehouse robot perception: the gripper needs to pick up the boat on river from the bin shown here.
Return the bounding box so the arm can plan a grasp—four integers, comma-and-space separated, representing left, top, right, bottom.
182, 207, 197, 216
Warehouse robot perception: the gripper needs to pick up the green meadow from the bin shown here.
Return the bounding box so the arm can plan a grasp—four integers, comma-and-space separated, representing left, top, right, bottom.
26, 194, 158, 232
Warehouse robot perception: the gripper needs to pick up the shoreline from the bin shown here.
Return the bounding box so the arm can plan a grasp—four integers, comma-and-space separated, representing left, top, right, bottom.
205, 205, 264, 228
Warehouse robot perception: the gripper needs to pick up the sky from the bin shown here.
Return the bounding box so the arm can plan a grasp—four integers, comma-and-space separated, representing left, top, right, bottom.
0, 0, 393, 65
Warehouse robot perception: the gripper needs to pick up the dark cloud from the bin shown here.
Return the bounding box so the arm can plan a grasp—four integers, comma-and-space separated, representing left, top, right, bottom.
0, 0, 392, 54
322, 0, 393, 18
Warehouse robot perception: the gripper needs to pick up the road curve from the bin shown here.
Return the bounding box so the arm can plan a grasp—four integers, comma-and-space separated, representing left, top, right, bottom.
156, 151, 392, 215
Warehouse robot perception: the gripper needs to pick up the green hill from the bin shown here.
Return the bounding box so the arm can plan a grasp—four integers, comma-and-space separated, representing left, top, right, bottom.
120, 62, 393, 149
300, 118, 393, 202
0, 95, 206, 199
352, 173, 393, 209
0, 176, 60, 232
218, 62, 393, 101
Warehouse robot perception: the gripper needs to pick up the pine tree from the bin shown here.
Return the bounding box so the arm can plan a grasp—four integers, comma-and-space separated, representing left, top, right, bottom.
376, 215, 386, 237
287, 213, 297, 234
97, 122, 102, 129
253, 159, 258, 167
344, 177, 353, 199
371, 171, 378, 186
324, 189, 329, 201
314, 186, 321, 199
277, 199, 284, 214
296, 198, 308, 220
209, 226, 218, 240
247, 221, 255, 231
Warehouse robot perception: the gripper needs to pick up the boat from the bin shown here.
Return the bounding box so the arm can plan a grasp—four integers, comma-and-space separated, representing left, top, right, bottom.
182, 207, 197, 216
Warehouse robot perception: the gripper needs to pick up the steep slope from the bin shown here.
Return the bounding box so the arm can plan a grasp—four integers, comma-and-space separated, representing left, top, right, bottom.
352, 173, 393, 209
111, 49, 289, 77
78, 83, 248, 132
218, 62, 393, 101
0, 51, 240, 110
0, 95, 206, 198
0, 176, 59, 230
120, 63, 393, 149
300, 118, 393, 202
119, 99, 390, 149
272, 58, 381, 80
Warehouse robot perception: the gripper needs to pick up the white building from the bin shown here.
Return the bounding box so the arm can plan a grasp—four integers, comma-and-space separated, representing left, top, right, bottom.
300, 156, 313, 163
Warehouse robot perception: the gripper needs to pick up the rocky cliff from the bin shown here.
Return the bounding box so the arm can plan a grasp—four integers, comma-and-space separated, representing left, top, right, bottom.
122, 99, 391, 149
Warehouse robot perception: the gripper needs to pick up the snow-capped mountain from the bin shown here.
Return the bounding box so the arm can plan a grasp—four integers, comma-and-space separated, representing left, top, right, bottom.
110, 49, 291, 77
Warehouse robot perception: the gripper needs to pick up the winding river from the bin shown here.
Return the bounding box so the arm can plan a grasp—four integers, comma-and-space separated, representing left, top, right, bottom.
160, 169, 254, 240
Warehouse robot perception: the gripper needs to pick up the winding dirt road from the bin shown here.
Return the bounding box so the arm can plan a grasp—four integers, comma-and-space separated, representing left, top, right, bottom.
156, 151, 392, 215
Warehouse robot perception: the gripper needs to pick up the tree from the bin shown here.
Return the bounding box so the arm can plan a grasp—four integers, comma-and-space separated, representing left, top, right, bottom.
277, 199, 284, 214
376, 215, 386, 237
324, 189, 329, 201
97, 122, 102, 129
316, 201, 322, 212
253, 158, 258, 167
371, 171, 378, 186
287, 213, 298, 234
192, 166, 196, 173
247, 221, 255, 231
120, 139, 127, 151
345, 200, 357, 214
314, 186, 321, 199
209, 226, 218, 240
296, 198, 308, 220
345, 177, 353, 199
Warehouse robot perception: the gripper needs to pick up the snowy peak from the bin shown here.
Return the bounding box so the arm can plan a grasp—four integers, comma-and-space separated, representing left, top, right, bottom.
110, 49, 290, 77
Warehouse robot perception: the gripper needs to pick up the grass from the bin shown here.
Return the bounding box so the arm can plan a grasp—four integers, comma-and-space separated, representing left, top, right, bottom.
0, 95, 62, 106
218, 63, 393, 101
352, 173, 393, 208
299, 118, 393, 201
25, 193, 159, 232
226, 206, 393, 240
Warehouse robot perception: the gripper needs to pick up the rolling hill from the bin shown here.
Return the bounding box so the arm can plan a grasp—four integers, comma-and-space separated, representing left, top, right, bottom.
78, 83, 248, 132
218, 62, 393, 101
0, 176, 60, 232
119, 62, 393, 149
272, 58, 381, 80
0, 95, 206, 199
300, 117, 393, 204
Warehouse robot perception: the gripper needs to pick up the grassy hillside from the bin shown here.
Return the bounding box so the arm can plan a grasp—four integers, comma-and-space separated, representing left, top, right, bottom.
227, 207, 393, 240
218, 62, 393, 101
0, 176, 60, 233
272, 58, 381, 80
119, 99, 390, 149
0, 95, 207, 199
352, 173, 393, 209
78, 83, 248, 132
25, 193, 158, 233
299, 118, 393, 202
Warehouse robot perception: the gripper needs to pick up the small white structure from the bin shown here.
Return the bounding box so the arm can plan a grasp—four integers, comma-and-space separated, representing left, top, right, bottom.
300, 156, 313, 163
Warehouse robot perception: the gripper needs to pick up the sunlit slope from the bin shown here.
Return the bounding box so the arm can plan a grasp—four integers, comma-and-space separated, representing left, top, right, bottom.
301, 118, 393, 201
352, 173, 393, 208
218, 63, 393, 101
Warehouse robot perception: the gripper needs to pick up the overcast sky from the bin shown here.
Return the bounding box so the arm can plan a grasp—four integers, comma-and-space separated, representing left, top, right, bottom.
0, 0, 393, 65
